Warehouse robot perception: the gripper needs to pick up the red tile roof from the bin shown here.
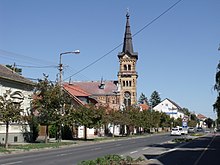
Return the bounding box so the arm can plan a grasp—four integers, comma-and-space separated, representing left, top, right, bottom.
197, 113, 207, 120
139, 104, 149, 111
63, 83, 91, 97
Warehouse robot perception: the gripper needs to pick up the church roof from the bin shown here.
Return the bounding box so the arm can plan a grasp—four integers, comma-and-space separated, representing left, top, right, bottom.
118, 13, 138, 59
0, 64, 34, 85
67, 80, 119, 96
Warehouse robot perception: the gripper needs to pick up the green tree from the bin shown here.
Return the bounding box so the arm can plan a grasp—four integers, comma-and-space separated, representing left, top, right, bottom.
6, 64, 22, 75
74, 104, 105, 140
32, 75, 62, 143
104, 109, 119, 137
204, 118, 214, 128
214, 60, 220, 124
0, 90, 23, 149
149, 91, 161, 108
138, 93, 148, 104
160, 112, 171, 128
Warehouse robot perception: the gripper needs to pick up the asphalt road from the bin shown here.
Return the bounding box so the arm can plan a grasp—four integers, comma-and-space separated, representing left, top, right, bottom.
0, 133, 174, 165
155, 133, 220, 165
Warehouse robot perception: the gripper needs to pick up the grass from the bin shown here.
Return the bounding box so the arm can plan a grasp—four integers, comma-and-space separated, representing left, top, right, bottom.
190, 133, 204, 137
0, 142, 76, 153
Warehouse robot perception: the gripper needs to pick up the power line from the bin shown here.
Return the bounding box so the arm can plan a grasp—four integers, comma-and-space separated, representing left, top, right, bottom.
16, 64, 57, 68
0, 49, 57, 66
64, 0, 183, 81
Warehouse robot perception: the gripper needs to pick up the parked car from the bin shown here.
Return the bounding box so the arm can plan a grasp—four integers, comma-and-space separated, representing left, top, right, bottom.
188, 127, 195, 133
170, 127, 181, 136
196, 127, 203, 132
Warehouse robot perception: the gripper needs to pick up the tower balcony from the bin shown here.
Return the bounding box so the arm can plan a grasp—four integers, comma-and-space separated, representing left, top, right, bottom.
118, 71, 138, 77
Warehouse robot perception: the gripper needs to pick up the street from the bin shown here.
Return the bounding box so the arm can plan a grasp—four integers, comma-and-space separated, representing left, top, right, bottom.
152, 133, 220, 165
1, 133, 220, 165
0, 134, 173, 165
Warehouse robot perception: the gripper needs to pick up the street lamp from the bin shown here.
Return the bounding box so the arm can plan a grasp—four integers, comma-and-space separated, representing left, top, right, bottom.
58, 50, 80, 142
59, 50, 80, 87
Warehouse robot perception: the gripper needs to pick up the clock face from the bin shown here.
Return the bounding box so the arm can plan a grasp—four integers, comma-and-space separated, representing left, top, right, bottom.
124, 92, 130, 99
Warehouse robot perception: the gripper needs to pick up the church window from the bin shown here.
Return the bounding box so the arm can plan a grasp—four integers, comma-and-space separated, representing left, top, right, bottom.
128, 64, 131, 70
129, 81, 131, 86
124, 65, 127, 71
126, 81, 129, 86
124, 91, 131, 106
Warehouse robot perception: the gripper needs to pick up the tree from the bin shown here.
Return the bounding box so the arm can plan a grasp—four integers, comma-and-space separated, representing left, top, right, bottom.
32, 75, 62, 143
103, 109, 123, 137
74, 104, 105, 140
214, 60, 220, 124
6, 64, 22, 75
0, 90, 23, 149
149, 91, 161, 108
204, 118, 214, 128
138, 93, 148, 104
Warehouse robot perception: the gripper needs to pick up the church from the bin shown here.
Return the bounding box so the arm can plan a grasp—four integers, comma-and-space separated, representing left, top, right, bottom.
63, 13, 138, 111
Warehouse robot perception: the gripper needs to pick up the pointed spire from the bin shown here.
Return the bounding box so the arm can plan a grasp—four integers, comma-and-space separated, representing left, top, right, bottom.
122, 10, 134, 54
118, 11, 138, 59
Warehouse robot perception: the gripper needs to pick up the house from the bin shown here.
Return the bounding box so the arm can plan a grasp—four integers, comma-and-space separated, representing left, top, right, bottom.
0, 64, 34, 143
153, 98, 185, 119
196, 113, 207, 128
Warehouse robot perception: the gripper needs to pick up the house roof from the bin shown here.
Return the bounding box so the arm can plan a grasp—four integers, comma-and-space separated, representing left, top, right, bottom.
63, 83, 91, 97
139, 104, 149, 111
69, 80, 119, 96
197, 113, 207, 120
0, 64, 34, 85
165, 98, 182, 110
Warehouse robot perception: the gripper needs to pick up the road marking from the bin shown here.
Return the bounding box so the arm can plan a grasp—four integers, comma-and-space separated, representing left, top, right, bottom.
1, 161, 23, 165
142, 147, 149, 150
130, 151, 138, 154
91, 147, 101, 151
114, 144, 122, 146
56, 153, 70, 156
194, 135, 215, 165
168, 148, 177, 152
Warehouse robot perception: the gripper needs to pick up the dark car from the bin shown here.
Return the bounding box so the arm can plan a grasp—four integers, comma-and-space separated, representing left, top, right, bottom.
196, 127, 203, 132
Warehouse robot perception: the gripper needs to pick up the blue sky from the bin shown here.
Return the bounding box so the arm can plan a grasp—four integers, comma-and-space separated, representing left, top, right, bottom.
0, 0, 220, 119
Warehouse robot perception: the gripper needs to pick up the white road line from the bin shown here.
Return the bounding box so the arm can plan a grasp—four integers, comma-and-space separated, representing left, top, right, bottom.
56, 153, 69, 156
142, 147, 149, 150
1, 161, 23, 165
168, 148, 177, 152
130, 151, 138, 154
91, 147, 101, 151
194, 135, 215, 165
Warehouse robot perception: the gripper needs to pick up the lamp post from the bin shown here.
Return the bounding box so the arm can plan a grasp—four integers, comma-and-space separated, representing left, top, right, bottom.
58, 50, 80, 142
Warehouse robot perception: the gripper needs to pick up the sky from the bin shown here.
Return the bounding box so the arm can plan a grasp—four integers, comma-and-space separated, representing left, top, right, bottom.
0, 0, 220, 120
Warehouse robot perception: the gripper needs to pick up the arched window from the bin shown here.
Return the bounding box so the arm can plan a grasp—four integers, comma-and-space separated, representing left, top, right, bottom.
124, 65, 127, 71
128, 64, 131, 70
124, 91, 131, 106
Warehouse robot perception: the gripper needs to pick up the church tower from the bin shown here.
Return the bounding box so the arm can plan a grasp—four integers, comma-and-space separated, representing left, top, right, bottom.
118, 13, 138, 107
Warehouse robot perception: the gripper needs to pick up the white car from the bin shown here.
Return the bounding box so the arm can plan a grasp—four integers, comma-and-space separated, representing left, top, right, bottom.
170, 127, 181, 136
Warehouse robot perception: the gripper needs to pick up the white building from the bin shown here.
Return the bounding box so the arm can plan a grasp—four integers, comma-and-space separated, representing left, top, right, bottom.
0, 64, 34, 143
153, 98, 185, 119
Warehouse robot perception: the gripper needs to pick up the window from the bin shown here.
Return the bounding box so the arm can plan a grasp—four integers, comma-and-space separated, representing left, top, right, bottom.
124, 91, 131, 106
128, 65, 131, 70
14, 136, 18, 142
